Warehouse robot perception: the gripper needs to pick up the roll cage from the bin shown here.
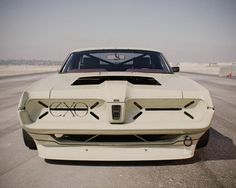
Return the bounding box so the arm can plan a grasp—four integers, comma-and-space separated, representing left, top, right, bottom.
60, 49, 173, 73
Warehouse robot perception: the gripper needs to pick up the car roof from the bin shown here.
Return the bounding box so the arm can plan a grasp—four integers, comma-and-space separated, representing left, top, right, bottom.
71, 48, 161, 54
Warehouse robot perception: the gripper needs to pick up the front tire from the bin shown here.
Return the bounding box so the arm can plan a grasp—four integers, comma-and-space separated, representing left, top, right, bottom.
196, 129, 210, 149
22, 129, 37, 150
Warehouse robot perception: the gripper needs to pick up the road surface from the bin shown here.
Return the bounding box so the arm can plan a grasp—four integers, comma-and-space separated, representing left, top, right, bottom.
0, 72, 235, 188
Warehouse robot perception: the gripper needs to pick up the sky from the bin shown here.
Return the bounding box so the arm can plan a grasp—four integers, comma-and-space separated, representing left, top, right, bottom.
0, 0, 236, 63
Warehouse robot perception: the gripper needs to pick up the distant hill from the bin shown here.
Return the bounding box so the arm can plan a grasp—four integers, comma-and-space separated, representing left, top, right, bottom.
0, 59, 62, 65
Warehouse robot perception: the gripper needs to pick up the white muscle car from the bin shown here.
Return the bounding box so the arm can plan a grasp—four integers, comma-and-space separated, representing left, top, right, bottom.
18, 48, 214, 161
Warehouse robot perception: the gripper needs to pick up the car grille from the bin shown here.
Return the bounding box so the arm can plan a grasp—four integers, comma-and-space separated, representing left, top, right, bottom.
52, 134, 180, 143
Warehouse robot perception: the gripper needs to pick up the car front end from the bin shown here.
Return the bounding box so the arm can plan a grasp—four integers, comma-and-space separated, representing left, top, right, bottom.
18, 49, 214, 161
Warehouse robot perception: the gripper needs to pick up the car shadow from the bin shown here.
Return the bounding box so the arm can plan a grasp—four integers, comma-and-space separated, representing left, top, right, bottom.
45, 128, 236, 167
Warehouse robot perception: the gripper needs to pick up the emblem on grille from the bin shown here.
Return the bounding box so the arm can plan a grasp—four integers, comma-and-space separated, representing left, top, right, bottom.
38, 101, 100, 120
49, 102, 88, 117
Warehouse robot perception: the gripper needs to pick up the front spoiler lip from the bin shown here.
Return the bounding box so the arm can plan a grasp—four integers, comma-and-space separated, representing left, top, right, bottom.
30, 131, 205, 147
36, 139, 198, 146
36, 143, 197, 161
24, 127, 210, 135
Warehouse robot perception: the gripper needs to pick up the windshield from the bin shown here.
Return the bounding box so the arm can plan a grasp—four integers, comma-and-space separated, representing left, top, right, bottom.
60, 50, 172, 73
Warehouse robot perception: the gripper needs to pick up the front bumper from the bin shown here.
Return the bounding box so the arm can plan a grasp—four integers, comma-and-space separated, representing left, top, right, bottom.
36, 141, 198, 161
18, 98, 214, 160
30, 131, 203, 160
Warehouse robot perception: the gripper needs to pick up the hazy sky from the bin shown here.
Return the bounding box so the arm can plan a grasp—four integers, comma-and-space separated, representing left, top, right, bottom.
0, 0, 236, 63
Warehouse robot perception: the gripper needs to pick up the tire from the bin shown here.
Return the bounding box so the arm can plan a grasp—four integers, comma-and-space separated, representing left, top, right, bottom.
22, 129, 37, 150
196, 129, 210, 149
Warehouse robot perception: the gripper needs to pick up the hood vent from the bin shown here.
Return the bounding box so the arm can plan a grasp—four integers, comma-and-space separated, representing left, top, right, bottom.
71, 76, 161, 86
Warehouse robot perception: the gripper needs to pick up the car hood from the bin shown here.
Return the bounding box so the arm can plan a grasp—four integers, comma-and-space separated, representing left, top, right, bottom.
25, 72, 213, 106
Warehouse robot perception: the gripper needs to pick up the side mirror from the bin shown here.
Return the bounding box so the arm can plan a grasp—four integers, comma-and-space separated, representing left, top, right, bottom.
172, 66, 179, 72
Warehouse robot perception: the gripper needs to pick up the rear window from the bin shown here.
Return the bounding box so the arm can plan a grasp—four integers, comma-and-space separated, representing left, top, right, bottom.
60, 50, 172, 73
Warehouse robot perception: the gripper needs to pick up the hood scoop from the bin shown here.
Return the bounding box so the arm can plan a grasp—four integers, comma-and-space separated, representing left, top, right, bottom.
71, 76, 161, 86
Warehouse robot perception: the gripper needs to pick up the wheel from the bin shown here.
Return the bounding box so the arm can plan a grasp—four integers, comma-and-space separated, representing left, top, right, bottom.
22, 129, 37, 150
196, 129, 210, 149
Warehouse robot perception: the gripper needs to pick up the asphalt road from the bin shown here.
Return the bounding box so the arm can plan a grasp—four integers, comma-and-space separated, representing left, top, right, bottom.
0, 72, 236, 188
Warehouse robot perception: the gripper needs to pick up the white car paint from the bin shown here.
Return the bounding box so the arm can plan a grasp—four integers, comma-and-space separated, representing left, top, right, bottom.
17, 49, 214, 161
